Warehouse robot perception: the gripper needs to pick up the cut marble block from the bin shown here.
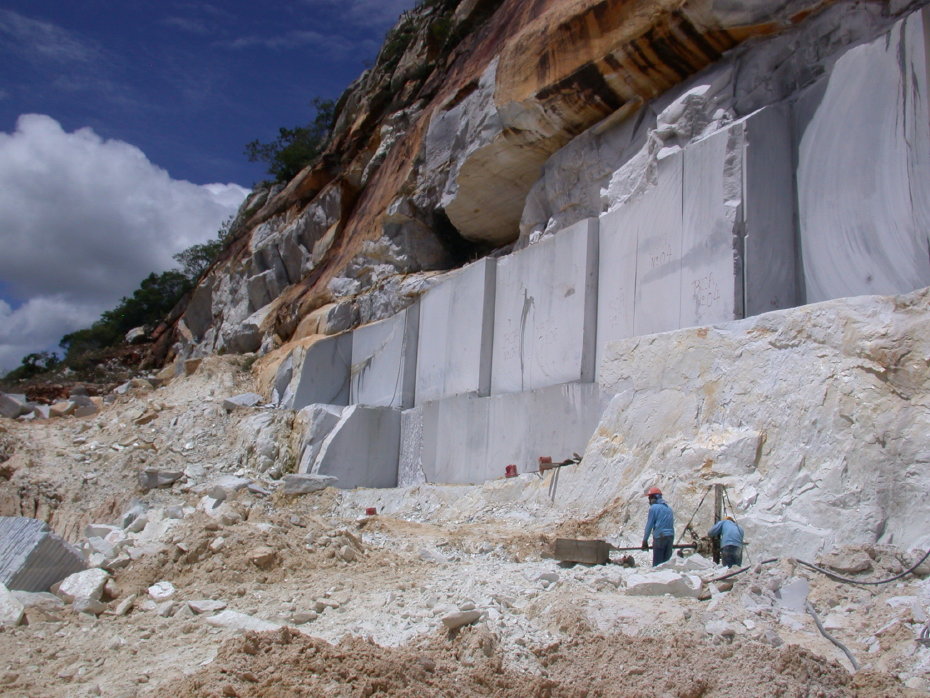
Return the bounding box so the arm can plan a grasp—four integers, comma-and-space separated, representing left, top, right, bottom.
400, 382, 606, 485
415, 258, 496, 404
597, 105, 800, 379
795, 9, 930, 303
491, 218, 598, 395
291, 333, 352, 410
0, 517, 85, 592
633, 151, 685, 337
350, 304, 419, 408
309, 405, 401, 489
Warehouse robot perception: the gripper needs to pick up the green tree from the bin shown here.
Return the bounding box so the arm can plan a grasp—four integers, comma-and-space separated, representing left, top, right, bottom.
173, 215, 235, 281
2, 351, 60, 381
59, 270, 192, 364
244, 98, 335, 183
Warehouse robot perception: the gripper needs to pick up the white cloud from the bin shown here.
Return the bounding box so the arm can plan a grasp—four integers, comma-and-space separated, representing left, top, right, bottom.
0, 114, 249, 374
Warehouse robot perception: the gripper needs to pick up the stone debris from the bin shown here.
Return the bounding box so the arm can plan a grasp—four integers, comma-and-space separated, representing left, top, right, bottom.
55, 568, 109, 604
282, 473, 338, 495
138, 468, 184, 491
0, 517, 86, 592
624, 570, 703, 598
774, 578, 810, 613
204, 610, 281, 633
0, 583, 25, 627
147, 581, 176, 601
12, 590, 65, 623
441, 609, 482, 630
187, 599, 227, 614
207, 476, 252, 501
0, 393, 32, 419
222, 393, 263, 411
248, 547, 277, 570
111, 594, 136, 617
73, 597, 108, 616
819, 550, 872, 574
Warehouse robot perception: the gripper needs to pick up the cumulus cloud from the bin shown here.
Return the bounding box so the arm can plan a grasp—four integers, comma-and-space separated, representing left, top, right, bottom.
0, 114, 249, 373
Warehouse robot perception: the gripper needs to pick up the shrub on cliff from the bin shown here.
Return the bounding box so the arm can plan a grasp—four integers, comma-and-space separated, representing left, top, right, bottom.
244, 98, 335, 183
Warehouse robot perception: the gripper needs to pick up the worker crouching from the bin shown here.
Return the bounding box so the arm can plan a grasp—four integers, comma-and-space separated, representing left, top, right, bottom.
642, 487, 675, 566
708, 516, 744, 568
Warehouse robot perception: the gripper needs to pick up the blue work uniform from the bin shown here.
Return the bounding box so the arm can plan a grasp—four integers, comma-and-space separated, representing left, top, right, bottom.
708, 519, 744, 567
643, 496, 675, 566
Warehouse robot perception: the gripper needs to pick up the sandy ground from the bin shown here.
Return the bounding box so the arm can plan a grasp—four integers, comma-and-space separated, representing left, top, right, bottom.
1, 356, 929, 697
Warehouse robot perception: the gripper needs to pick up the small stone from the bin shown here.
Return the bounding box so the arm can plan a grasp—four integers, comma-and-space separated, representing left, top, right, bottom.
111, 594, 136, 617
147, 581, 176, 602
441, 610, 482, 630
188, 599, 227, 614
249, 547, 276, 570
137, 469, 183, 492
291, 611, 318, 624
56, 569, 110, 604
73, 597, 108, 616
338, 545, 357, 562
0, 584, 25, 627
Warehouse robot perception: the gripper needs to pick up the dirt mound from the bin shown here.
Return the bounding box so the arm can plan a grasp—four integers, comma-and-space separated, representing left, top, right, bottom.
166, 623, 911, 698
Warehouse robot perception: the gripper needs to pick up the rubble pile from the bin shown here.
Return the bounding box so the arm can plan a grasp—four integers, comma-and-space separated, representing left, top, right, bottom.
0, 354, 926, 695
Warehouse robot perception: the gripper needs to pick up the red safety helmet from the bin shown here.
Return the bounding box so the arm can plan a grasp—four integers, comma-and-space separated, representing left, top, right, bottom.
645, 486, 662, 497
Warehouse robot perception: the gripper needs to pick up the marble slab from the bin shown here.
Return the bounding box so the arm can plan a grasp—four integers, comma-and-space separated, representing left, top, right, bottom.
491, 218, 598, 394
415, 258, 496, 404
350, 305, 420, 408
794, 9, 930, 303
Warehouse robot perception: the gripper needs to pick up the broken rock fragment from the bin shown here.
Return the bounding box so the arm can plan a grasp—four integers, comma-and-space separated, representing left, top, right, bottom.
222, 393, 263, 411
204, 610, 281, 633
55, 568, 109, 604
0, 516, 86, 592
249, 546, 277, 570
0, 583, 25, 627
282, 473, 338, 495
441, 609, 482, 630
138, 468, 183, 492
624, 570, 703, 598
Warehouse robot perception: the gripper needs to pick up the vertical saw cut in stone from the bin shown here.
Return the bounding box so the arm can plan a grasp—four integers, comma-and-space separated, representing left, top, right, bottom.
291, 332, 353, 410
491, 217, 598, 395
795, 9, 930, 304
0, 517, 86, 592
350, 304, 419, 409
742, 103, 799, 316
414, 258, 497, 405
309, 405, 401, 489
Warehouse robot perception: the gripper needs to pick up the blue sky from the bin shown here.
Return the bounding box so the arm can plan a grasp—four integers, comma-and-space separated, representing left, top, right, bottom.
0, 0, 417, 374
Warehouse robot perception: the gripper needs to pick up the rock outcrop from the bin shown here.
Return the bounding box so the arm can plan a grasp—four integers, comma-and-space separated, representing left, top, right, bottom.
157, 0, 930, 369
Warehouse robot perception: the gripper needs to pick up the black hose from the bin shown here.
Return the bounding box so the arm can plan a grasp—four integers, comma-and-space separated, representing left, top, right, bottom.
709, 558, 778, 582
707, 549, 930, 585
795, 547, 930, 586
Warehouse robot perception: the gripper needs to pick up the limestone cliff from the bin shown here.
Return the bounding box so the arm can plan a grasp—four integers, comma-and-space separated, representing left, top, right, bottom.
153, 0, 930, 368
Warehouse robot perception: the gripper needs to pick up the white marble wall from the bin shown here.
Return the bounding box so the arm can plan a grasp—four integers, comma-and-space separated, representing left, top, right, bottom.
491, 218, 598, 394
415, 258, 496, 404
400, 383, 606, 486
795, 8, 930, 303
350, 305, 419, 408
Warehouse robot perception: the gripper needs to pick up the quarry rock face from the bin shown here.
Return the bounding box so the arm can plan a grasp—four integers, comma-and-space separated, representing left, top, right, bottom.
166, 0, 930, 363
131, 1, 930, 552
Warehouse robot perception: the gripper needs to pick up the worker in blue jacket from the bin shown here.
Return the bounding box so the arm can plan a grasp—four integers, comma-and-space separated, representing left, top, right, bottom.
708, 516, 744, 568
642, 487, 675, 566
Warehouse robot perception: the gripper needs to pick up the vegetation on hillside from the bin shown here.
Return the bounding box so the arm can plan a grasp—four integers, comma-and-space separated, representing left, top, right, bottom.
1, 217, 236, 384
244, 98, 335, 184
